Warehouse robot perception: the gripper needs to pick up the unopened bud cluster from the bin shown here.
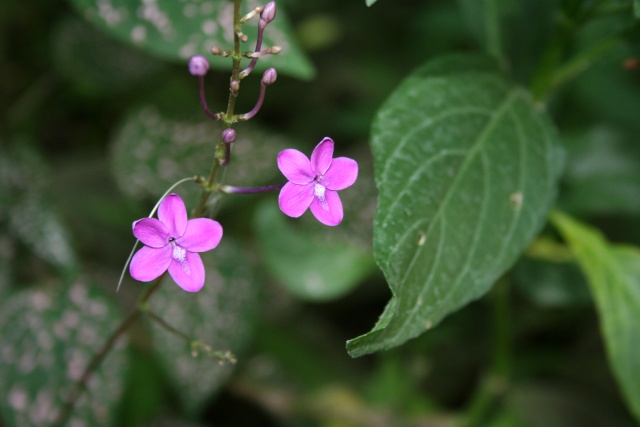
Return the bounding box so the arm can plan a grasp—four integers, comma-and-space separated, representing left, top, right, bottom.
187, 1, 280, 167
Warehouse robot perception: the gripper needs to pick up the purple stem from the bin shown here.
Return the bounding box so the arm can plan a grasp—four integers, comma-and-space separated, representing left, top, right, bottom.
198, 76, 220, 120
239, 80, 267, 120
222, 183, 285, 194
241, 20, 266, 77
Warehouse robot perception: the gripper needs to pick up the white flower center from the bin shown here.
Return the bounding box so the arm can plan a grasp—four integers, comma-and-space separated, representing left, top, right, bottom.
170, 240, 191, 275
314, 181, 328, 210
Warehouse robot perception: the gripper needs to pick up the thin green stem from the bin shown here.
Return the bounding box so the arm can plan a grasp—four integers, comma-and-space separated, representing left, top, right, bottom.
534, 36, 621, 103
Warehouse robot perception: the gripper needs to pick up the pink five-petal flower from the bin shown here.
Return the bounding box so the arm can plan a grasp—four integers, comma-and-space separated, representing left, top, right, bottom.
277, 137, 358, 226
129, 193, 223, 292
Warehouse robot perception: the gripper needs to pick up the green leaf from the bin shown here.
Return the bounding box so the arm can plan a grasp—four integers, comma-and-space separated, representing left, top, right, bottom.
66, 0, 314, 79
550, 211, 640, 422
347, 54, 564, 357
149, 238, 259, 415
635, 0, 640, 18
254, 201, 376, 301
0, 280, 127, 426
110, 105, 287, 206
0, 142, 78, 276
366, 0, 378, 6
52, 16, 166, 95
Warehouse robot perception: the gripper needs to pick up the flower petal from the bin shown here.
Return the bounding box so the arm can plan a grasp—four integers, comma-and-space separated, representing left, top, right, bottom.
130, 245, 172, 282
178, 218, 223, 252
168, 251, 205, 292
310, 137, 334, 175
310, 189, 343, 226
278, 181, 314, 218
158, 193, 188, 237
277, 149, 314, 184
132, 218, 169, 248
324, 157, 358, 191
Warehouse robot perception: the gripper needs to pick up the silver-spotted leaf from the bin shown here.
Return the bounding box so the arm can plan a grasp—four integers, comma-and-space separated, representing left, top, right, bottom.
0, 280, 127, 426
66, 0, 314, 79
347, 54, 564, 357
551, 211, 640, 422
148, 238, 259, 415
110, 105, 288, 206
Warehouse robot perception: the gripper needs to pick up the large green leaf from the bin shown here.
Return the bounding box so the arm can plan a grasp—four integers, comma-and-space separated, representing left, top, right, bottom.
551, 211, 640, 422
347, 54, 564, 357
148, 237, 259, 415
254, 201, 376, 301
0, 280, 127, 426
66, 0, 314, 79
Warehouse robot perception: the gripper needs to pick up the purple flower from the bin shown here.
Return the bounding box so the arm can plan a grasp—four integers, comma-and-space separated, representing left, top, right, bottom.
129, 194, 223, 292
277, 137, 358, 226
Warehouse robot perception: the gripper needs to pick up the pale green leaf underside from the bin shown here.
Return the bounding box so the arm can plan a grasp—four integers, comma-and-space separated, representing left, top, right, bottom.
347, 54, 563, 357
254, 202, 376, 301
551, 211, 640, 422
67, 0, 314, 79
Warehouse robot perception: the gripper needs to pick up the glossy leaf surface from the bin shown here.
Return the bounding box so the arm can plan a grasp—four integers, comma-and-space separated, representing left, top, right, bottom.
347, 54, 564, 357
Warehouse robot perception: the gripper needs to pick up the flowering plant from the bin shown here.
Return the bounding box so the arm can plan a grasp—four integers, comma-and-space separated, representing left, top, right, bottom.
3, 0, 640, 425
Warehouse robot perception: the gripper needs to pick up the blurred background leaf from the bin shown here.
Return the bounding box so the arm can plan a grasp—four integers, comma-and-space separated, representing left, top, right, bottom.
254, 201, 376, 301
552, 211, 640, 422
65, 0, 315, 79
148, 237, 260, 416
0, 279, 127, 427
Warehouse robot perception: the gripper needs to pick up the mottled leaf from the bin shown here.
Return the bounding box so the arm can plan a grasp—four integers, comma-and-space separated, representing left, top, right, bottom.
0, 142, 78, 275
110, 105, 287, 206
551, 211, 640, 422
66, 0, 314, 79
148, 238, 259, 414
347, 54, 564, 357
0, 280, 127, 426
254, 201, 375, 301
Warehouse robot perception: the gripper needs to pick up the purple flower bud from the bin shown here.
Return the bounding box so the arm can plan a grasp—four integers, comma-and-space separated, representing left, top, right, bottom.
262, 68, 277, 86
188, 56, 210, 76
222, 128, 236, 143
261, 1, 276, 24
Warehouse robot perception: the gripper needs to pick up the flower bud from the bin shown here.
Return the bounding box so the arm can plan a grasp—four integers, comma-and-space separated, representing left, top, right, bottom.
222, 128, 236, 143
261, 68, 277, 86
261, 1, 276, 24
188, 55, 210, 76
230, 79, 240, 96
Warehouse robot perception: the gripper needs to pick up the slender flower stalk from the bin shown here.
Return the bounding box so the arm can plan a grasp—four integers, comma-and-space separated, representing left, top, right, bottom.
238, 68, 277, 121
189, 56, 220, 121
240, 1, 276, 78
220, 183, 285, 194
